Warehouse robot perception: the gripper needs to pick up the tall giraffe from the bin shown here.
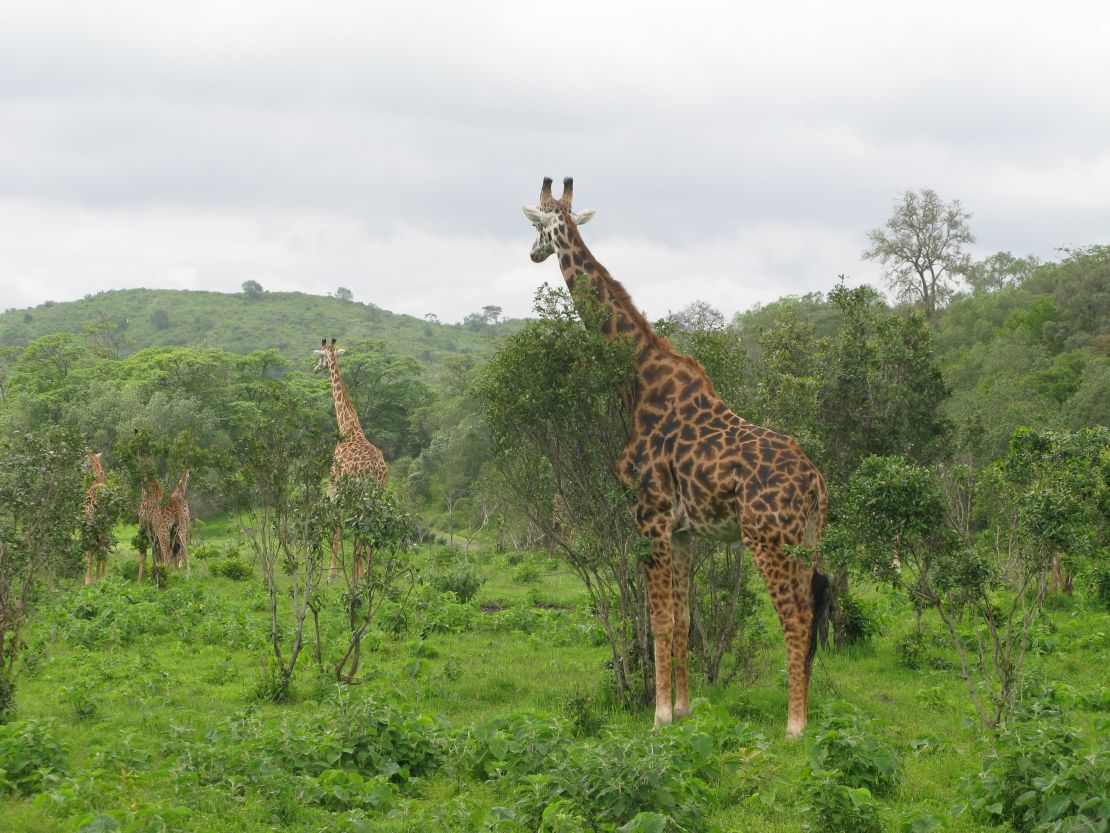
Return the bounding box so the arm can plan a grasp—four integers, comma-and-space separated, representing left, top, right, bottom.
313, 338, 389, 582
82, 450, 110, 585
522, 178, 830, 737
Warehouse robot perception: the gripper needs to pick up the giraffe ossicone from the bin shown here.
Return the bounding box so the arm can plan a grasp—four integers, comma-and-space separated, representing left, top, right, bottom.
523, 176, 831, 738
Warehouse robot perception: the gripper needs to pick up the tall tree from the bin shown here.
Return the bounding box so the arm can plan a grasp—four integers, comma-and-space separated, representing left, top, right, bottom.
864, 188, 974, 319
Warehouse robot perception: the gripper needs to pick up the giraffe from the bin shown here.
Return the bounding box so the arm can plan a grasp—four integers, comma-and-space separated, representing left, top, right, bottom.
313, 338, 389, 583
522, 178, 831, 737
137, 472, 167, 583
164, 468, 191, 576
136, 467, 190, 581
82, 450, 110, 585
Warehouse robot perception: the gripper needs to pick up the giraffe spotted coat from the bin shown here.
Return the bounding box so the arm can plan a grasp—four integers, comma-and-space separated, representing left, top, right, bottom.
523, 177, 830, 737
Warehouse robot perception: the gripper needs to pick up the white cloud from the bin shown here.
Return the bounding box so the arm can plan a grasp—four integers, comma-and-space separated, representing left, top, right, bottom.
1, 0, 1108, 320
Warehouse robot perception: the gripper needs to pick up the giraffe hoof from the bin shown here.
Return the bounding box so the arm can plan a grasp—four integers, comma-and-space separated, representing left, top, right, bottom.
652, 711, 674, 729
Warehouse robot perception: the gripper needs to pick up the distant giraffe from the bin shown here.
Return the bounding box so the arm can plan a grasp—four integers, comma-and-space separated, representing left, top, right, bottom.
164, 468, 191, 575
136, 467, 191, 581
82, 450, 110, 585
313, 338, 389, 583
137, 472, 166, 583
522, 178, 830, 737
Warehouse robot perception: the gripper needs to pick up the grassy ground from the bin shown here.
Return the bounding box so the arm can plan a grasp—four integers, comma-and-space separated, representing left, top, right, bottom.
0, 521, 1106, 832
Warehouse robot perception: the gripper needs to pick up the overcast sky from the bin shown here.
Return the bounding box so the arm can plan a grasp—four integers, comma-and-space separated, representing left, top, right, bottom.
2, 0, 1108, 324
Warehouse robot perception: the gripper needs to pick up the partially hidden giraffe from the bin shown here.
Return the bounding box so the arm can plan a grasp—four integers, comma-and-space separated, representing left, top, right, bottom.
313, 338, 389, 583
522, 178, 831, 737
137, 467, 191, 581
82, 450, 110, 585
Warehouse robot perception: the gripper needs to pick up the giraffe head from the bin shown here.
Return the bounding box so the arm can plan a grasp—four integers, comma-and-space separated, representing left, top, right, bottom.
312, 338, 347, 373
521, 177, 596, 262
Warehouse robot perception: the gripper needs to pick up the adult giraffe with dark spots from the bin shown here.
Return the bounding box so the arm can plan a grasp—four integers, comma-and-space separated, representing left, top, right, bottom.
522, 177, 830, 737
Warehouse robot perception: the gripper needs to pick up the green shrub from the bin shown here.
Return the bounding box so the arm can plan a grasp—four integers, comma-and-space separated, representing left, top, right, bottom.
300, 768, 393, 813
115, 559, 140, 581
1093, 567, 1110, 611
836, 594, 881, 645
895, 627, 950, 671
967, 716, 1109, 832
190, 543, 221, 561
210, 557, 253, 581
0, 719, 67, 794
251, 659, 294, 704
804, 703, 901, 797
801, 770, 883, 833
514, 729, 713, 832
464, 711, 569, 781
429, 562, 484, 604
512, 564, 541, 584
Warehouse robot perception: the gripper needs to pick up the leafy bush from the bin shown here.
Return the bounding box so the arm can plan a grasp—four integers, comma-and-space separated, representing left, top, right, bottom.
967, 716, 1109, 832
836, 594, 881, 645
801, 770, 883, 833
329, 696, 451, 782
464, 711, 569, 781
512, 565, 541, 584
804, 703, 901, 797
895, 627, 950, 671
0, 719, 67, 794
514, 729, 714, 833
300, 768, 393, 812
189, 542, 221, 561
1094, 567, 1110, 611
210, 556, 253, 580
429, 562, 484, 604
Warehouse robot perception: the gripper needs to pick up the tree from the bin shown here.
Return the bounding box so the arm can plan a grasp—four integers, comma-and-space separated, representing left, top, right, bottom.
327, 476, 417, 683
965, 252, 1041, 294
477, 286, 654, 706
241, 280, 265, 299
827, 454, 1048, 728
864, 188, 974, 319
0, 427, 87, 719
335, 287, 354, 302
222, 380, 334, 701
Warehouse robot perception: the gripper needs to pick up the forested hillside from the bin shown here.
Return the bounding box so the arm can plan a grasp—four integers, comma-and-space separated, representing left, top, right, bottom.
0, 286, 517, 375
0, 242, 1107, 833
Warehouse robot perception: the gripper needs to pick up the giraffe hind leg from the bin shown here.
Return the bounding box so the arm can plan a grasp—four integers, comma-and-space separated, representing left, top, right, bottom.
671, 531, 694, 720
744, 534, 816, 738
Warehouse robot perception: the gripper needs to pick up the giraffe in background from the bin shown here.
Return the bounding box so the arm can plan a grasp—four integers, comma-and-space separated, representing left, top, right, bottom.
137, 467, 191, 580
313, 338, 389, 583
522, 177, 830, 737
82, 450, 110, 585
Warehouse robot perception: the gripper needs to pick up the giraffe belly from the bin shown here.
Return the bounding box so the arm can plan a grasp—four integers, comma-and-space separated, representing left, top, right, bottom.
673, 500, 743, 542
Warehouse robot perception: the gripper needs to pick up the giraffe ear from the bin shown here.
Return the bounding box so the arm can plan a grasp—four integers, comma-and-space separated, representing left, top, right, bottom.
336, 349, 347, 356
312, 349, 325, 356
522, 205, 554, 226
572, 208, 596, 226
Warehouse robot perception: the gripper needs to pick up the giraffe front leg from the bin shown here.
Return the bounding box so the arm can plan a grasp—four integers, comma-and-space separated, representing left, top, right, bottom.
329, 528, 341, 582
84, 551, 94, 585
671, 532, 693, 720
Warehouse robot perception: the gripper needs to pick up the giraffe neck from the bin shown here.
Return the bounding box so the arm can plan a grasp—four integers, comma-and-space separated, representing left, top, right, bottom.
328, 357, 366, 441
88, 452, 106, 485
553, 214, 658, 360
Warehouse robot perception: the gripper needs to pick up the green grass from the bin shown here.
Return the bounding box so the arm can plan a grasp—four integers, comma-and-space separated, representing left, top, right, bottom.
2, 527, 1106, 832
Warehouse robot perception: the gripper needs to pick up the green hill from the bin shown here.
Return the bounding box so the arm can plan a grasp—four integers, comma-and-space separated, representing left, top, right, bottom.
0, 288, 517, 376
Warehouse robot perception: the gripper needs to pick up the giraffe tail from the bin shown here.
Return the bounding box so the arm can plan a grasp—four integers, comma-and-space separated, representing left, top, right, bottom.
803, 486, 830, 675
